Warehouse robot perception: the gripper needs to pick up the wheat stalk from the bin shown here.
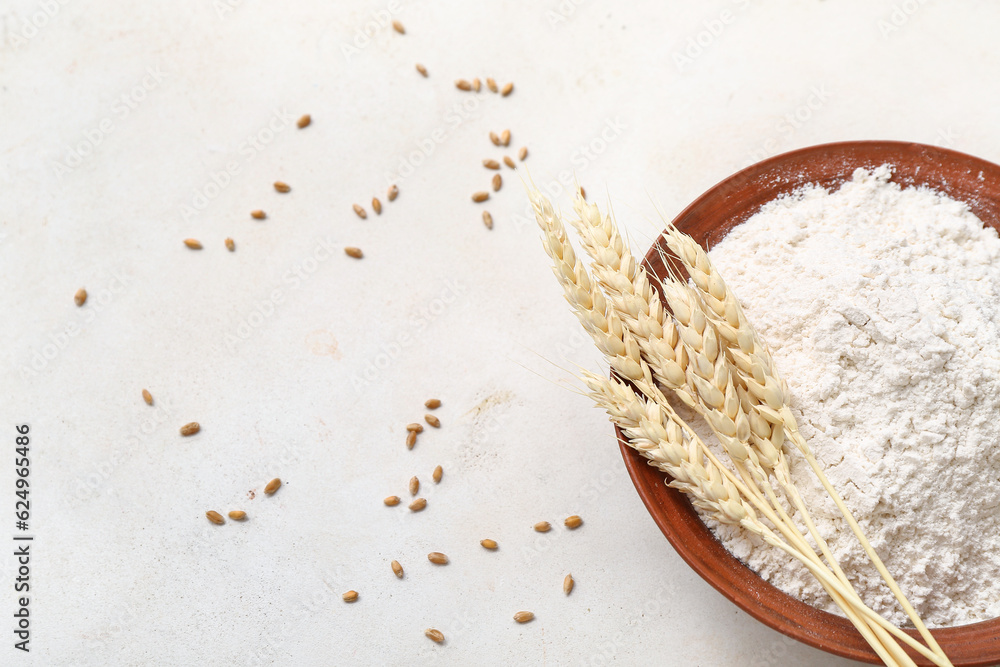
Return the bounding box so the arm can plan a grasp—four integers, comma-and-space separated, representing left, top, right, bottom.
531, 189, 952, 667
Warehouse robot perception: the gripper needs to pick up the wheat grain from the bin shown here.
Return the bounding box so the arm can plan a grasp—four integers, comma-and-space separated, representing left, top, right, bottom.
456, 79, 472, 91
492, 174, 502, 192
500, 129, 510, 146
142, 389, 153, 405
384, 495, 401, 506
486, 77, 498, 92
563, 574, 574, 595
407, 423, 424, 433
180, 422, 200, 436
425, 629, 444, 643
483, 211, 493, 229
183, 239, 202, 250
504, 156, 516, 169
225, 238, 235, 251
406, 431, 417, 449
392, 560, 404, 578
416, 64, 428, 77
345, 247, 363, 259
425, 398, 441, 409
274, 181, 290, 193
251, 209, 266, 219
409, 476, 419, 495
372, 197, 382, 215
264, 478, 281, 495
489, 131, 501, 146
392, 20, 405, 34
206, 511, 225, 525
388, 184, 399, 201
513, 611, 533, 623
480, 539, 498, 550
228, 510, 247, 520
353, 204, 367, 219
409, 498, 427, 511
425, 414, 441, 427
297, 114, 311, 129
483, 159, 500, 170
472, 78, 481, 92
432, 465, 443, 483
533, 521, 551, 533
518, 146, 528, 161
74, 288, 87, 306
564, 515, 582, 529
428, 552, 448, 564
343, 590, 359, 603
472, 192, 489, 203
501, 82, 513, 96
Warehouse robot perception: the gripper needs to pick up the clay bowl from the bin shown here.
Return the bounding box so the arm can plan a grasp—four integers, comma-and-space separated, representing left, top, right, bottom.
620, 141, 1000, 666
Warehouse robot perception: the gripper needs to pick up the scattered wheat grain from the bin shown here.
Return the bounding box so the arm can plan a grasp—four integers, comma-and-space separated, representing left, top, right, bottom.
225, 238, 235, 251
428, 552, 449, 565
74, 288, 87, 306
409, 476, 419, 495
425, 414, 441, 427
472, 191, 489, 203
407, 423, 425, 433
500, 129, 510, 146
425, 398, 441, 409
409, 498, 427, 511
388, 184, 399, 201
564, 574, 574, 595
385, 495, 401, 506
432, 465, 443, 483
142, 389, 153, 405
472, 78, 481, 92
228, 510, 247, 521
206, 511, 224, 525
534, 521, 551, 533
489, 131, 500, 146
183, 239, 202, 250
372, 197, 382, 215
416, 63, 428, 77
504, 156, 516, 169
345, 247, 363, 259
343, 590, 359, 603
274, 181, 290, 193
518, 146, 528, 161
482, 211, 493, 229
492, 174, 502, 192
501, 82, 513, 96
564, 515, 583, 529
353, 203, 367, 219
481, 539, 498, 550
392, 20, 405, 34
483, 159, 500, 170
406, 431, 417, 449
456, 79, 472, 91
513, 611, 534, 624
297, 114, 311, 129
180, 422, 200, 436
425, 629, 444, 643
264, 478, 282, 495
251, 210, 266, 219
486, 77, 498, 92
392, 560, 404, 578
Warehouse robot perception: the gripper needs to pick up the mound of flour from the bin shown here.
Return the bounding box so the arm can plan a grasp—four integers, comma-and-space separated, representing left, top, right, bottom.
705, 166, 1000, 628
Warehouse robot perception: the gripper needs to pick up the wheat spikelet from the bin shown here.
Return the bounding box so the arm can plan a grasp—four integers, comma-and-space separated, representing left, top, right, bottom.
532, 188, 951, 667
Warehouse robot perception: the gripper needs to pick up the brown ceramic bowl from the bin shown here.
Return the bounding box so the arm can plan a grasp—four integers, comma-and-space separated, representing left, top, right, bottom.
621, 141, 1000, 666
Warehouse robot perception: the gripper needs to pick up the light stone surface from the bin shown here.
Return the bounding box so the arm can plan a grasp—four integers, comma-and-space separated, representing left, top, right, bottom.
2, 0, 997, 664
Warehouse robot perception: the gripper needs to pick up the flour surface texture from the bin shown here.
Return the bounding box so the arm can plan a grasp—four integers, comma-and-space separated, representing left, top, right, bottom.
706, 166, 1000, 627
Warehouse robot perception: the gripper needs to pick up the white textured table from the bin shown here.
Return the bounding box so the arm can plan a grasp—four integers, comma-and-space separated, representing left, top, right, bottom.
2, 1, 996, 665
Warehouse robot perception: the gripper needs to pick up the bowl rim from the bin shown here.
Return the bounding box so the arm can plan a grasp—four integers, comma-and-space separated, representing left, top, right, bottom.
620, 140, 1000, 666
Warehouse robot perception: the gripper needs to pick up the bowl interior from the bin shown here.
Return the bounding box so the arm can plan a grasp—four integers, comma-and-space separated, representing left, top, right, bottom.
621, 141, 1000, 666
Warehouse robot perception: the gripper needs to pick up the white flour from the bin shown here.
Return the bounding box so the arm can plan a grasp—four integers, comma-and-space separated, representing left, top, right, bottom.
704, 166, 1000, 628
